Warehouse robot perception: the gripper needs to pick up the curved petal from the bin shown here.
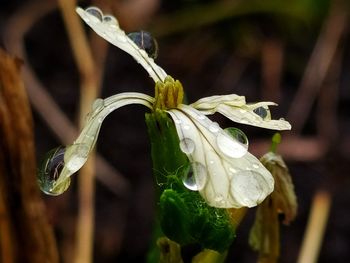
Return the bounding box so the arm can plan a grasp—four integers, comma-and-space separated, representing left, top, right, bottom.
76, 7, 167, 82
168, 105, 274, 208
191, 95, 291, 130
53, 92, 154, 189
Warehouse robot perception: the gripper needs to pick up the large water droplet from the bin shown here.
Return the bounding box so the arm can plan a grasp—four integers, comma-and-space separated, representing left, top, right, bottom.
179, 138, 195, 154
253, 106, 271, 120
127, 31, 158, 59
85, 7, 103, 22
103, 15, 118, 26
182, 162, 207, 191
37, 146, 71, 196
216, 128, 248, 158
230, 170, 268, 207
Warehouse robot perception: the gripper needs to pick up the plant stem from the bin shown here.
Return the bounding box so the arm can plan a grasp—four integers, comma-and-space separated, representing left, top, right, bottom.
297, 190, 331, 263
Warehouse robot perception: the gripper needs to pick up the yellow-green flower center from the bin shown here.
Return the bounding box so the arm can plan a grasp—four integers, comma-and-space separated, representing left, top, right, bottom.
154, 75, 184, 110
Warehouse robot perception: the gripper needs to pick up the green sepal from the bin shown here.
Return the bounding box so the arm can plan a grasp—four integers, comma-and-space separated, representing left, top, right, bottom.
160, 189, 192, 245
145, 110, 188, 189
145, 110, 236, 255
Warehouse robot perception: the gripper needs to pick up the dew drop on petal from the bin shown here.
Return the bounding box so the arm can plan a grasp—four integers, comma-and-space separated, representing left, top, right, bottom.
252, 163, 260, 169
179, 138, 195, 154
225, 127, 249, 146
127, 31, 158, 59
253, 106, 271, 120
182, 162, 207, 191
216, 128, 248, 158
37, 146, 71, 196
85, 7, 103, 22
103, 15, 118, 26
209, 122, 220, 133
230, 170, 269, 207
183, 124, 190, 130
92, 98, 104, 112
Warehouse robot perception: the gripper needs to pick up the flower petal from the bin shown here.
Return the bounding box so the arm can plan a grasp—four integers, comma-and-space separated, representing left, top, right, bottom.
76, 7, 167, 82
53, 92, 154, 189
191, 95, 291, 130
168, 105, 274, 208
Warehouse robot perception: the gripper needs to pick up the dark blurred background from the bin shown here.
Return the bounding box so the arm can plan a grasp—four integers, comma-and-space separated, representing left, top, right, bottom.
1, 0, 350, 262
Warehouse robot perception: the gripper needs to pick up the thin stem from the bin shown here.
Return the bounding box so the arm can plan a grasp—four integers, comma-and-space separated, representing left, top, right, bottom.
58, 0, 99, 262
297, 191, 332, 263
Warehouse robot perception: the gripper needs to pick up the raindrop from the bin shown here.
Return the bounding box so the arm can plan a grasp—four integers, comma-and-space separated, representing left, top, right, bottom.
85, 7, 103, 22
174, 119, 182, 124
92, 98, 104, 112
216, 128, 248, 158
230, 170, 268, 207
252, 163, 260, 169
253, 106, 271, 120
103, 15, 118, 26
183, 124, 190, 130
209, 122, 220, 133
179, 138, 195, 154
182, 162, 207, 191
225, 127, 249, 146
127, 31, 158, 59
37, 146, 71, 196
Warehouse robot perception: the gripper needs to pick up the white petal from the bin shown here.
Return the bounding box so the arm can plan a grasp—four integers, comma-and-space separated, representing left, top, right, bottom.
54, 92, 154, 187
191, 94, 246, 111
168, 105, 274, 208
191, 95, 291, 130
76, 7, 167, 83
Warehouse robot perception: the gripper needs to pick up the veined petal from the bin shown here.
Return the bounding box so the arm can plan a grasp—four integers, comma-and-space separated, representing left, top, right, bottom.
53, 92, 154, 189
76, 7, 167, 83
191, 95, 291, 130
168, 105, 274, 208
190, 94, 246, 112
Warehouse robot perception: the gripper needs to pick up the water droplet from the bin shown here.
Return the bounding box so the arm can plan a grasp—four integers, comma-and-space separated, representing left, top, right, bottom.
103, 15, 118, 26
179, 138, 195, 154
225, 127, 249, 145
230, 170, 268, 207
183, 124, 190, 130
127, 31, 158, 59
174, 119, 182, 124
216, 128, 248, 158
239, 109, 247, 113
182, 162, 207, 191
253, 106, 271, 120
209, 160, 215, 164
92, 98, 104, 112
37, 146, 71, 196
229, 167, 238, 174
85, 7, 103, 22
209, 122, 220, 133
279, 117, 285, 121
252, 163, 260, 169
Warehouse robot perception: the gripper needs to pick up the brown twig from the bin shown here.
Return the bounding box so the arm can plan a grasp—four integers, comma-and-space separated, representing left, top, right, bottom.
58, 0, 100, 262
3, 0, 129, 196
286, 2, 347, 134
0, 48, 58, 263
297, 191, 331, 263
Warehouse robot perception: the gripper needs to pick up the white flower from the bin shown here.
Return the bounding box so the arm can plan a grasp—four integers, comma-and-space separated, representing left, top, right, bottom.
44, 7, 292, 208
